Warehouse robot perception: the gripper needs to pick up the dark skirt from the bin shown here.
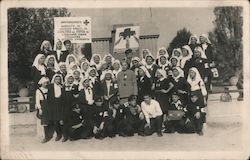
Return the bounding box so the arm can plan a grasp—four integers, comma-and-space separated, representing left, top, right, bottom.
50, 97, 63, 121
62, 91, 74, 120
155, 93, 170, 114
37, 99, 50, 125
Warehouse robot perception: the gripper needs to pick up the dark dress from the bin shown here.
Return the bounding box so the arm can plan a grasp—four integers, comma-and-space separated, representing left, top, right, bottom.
47, 84, 63, 121
31, 65, 47, 89
100, 80, 118, 107
137, 76, 152, 104
172, 77, 189, 105
37, 88, 49, 125
188, 44, 199, 57
146, 64, 159, 82
46, 68, 56, 82
154, 77, 173, 114
51, 50, 68, 63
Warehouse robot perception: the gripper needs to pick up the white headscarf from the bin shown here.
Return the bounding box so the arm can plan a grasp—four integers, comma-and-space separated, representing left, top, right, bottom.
144, 54, 156, 69
53, 39, 66, 51
112, 60, 122, 79
141, 49, 151, 65
187, 67, 206, 93
188, 35, 200, 45
67, 62, 80, 74
51, 74, 64, 84
102, 54, 115, 65
156, 47, 169, 59
171, 48, 183, 60
44, 55, 59, 71
72, 69, 84, 84
138, 66, 151, 78
64, 74, 75, 86
100, 70, 115, 81
156, 68, 167, 79
86, 67, 99, 78
80, 60, 90, 73
180, 45, 193, 68
90, 54, 102, 70
158, 55, 170, 68
200, 34, 211, 44
78, 77, 91, 90
65, 54, 77, 68
38, 77, 50, 85
58, 62, 66, 71
170, 56, 181, 67
32, 54, 46, 75
194, 46, 207, 59
40, 40, 52, 51
172, 67, 184, 81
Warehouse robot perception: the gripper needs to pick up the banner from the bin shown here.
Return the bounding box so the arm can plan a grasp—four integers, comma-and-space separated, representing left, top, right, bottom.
54, 17, 92, 44
113, 26, 140, 52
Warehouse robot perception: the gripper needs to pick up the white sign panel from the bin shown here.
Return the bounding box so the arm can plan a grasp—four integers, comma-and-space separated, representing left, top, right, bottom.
114, 26, 140, 51
54, 17, 91, 44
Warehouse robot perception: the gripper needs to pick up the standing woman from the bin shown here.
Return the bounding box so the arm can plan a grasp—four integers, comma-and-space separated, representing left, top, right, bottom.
188, 35, 200, 54
199, 34, 214, 65
144, 54, 159, 81
61, 74, 75, 142
47, 74, 64, 141
35, 77, 52, 143
39, 40, 53, 57
187, 67, 207, 123
172, 67, 189, 106
181, 45, 193, 78
136, 66, 152, 104
31, 54, 47, 90
117, 61, 138, 104
154, 69, 174, 119
45, 55, 59, 81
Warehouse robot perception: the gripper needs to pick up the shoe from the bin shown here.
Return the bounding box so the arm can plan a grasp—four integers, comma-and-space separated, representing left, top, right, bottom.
41, 138, 50, 143
157, 132, 163, 137
62, 137, 68, 142
55, 135, 62, 141
138, 132, 145, 136
198, 131, 204, 136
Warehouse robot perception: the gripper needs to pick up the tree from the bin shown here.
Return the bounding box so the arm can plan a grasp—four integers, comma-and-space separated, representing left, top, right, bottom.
8, 8, 70, 92
167, 28, 192, 54
208, 7, 243, 82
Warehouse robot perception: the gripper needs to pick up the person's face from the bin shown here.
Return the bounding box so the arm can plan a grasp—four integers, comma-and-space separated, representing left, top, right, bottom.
72, 65, 77, 70
54, 76, 61, 85
194, 50, 201, 58
73, 71, 80, 79
174, 50, 180, 57
143, 95, 151, 105
83, 79, 89, 88
101, 63, 108, 71
173, 69, 179, 77
160, 57, 167, 65
132, 60, 139, 67
156, 71, 163, 79
146, 57, 153, 65
89, 69, 96, 77
48, 57, 54, 66
189, 70, 196, 79
38, 56, 45, 64
105, 73, 112, 80
172, 95, 179, 103
41, 81, 48, 88
143, 50, 149, 58
159, 49, 166, 55
93, 55, 100, 64
82, 63, 89, 71
121, 62, 128, 71
113, 63, 120, 70
129, 99, 137, 106
69, 57, 75, 63
65, 43, 71, 51
56, 41, 62, 50
80, 57, 87, 64
105, 56, 112, 63
199, 36, 206, 43
67, 76, 74, 84
191, 95, 198, 103
168, 70, 173, 76
191, 37, 197, 44
138, 68, 145, 77
182, 48, 189, 57
126, 52, 133, 59
171, 58, 178, 66
60, 65, 67, 73
44, 42, 50, 50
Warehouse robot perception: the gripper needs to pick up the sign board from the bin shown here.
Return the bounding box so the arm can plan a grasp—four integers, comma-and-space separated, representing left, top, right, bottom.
54, 17, 91, 44
113, 26, 140, 52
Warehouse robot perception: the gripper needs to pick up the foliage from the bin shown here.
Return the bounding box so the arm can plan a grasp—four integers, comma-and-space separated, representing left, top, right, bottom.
8, 8, 70, 92
167, 28, 192, 54
208, 7, 243, 82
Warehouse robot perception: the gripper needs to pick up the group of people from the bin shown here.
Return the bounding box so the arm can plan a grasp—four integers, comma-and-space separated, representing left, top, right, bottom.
32, 34, 218, 143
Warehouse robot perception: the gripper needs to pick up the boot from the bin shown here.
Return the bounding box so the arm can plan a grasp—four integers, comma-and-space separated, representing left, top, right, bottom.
42, 126, 51, 143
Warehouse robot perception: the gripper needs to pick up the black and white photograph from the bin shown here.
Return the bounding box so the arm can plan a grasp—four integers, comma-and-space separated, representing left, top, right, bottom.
0, 0, 250, 159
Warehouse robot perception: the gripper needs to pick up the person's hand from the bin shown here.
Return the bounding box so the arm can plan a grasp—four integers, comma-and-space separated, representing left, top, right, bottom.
160, 89, 167, 93
38, 109, 42, 115
99, 122, 104, 130
59, 120, 64, 125
204, 77, 208, 83
112, 109, 117, 118
194, 112, 201, 119
72, 123, 82, 129
178, 90, 187, 94
104, 95, 109, 100
139, 112, 144, 120
88, 99, 94, 105
185, 118, 191, 124
93, 126, 99, 134
144, 123, 150, 128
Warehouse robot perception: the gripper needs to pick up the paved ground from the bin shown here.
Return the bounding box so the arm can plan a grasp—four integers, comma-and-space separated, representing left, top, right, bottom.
8, 93, 244, 153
